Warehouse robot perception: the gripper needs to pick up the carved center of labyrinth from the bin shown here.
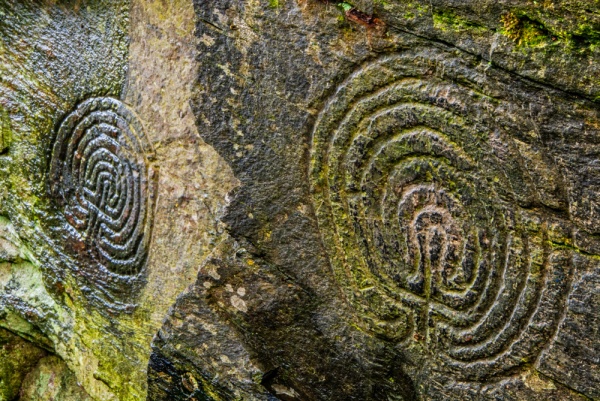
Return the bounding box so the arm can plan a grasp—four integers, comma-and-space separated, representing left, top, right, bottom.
310, 55, 571, 380
49, 98, 156, 276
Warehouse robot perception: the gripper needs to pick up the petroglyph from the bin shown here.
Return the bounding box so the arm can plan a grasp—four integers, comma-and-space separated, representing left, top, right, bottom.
49, 97, 157, 276
310, 53, 573, 380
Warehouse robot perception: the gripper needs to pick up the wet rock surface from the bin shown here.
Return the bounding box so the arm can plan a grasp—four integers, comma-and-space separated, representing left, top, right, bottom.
19, 356, 94, 401
0, 0, 599, 400
0, 328, 47, 401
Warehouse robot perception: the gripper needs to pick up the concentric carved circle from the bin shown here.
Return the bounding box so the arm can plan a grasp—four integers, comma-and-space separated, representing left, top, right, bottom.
310, 54, 571, 380
50, 97, 156, 276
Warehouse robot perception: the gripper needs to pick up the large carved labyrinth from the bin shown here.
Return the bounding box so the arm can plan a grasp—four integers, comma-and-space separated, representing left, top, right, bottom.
49, 98, 156, 277
310, 54, 572, 380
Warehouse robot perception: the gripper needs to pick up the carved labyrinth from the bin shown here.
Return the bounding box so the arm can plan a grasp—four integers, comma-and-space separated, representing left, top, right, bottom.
50, 98, 156, 276
310, 55, 571, 380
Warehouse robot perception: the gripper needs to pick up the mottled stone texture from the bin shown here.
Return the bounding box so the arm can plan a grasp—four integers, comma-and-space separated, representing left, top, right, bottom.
19, 356, 94, 401
0, 0, 235, 400
0, 328, 47, 401
149, 0, 600, 400
1, 0, 599, 400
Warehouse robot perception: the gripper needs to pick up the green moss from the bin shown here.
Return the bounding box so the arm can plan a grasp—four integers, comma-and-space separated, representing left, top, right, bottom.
519, 17, 553, 47
501, 11, 600, 51
268, 0, 280, 9
0, 328, 47, 401
500, 12, 522, 41
547, 240, 600, 261
569, 22, 600, 48
0, 108, 9, 153
337, 2, 354, 12
500, 12, 557, 48
433, 10, 487, 33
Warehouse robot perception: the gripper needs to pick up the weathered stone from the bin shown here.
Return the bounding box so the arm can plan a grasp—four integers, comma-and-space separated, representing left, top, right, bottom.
149, 1, 599, 399
0, 327, 47, 401
0, 0, 235, 400
1, 0, 599, 400
20, 356, 94, 401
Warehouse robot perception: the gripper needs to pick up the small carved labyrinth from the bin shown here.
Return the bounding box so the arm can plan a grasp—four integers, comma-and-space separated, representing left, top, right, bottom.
310, 54, 572, 380
49, 97, 157, 277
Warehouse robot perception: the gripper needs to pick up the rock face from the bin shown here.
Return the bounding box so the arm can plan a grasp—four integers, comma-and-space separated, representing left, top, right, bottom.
0, 0, 599, 400
0, 328, 47, 401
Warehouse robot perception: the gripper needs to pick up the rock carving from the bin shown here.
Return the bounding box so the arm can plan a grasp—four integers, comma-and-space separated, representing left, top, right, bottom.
310, 54, 572, 381
49, 97, 156, 276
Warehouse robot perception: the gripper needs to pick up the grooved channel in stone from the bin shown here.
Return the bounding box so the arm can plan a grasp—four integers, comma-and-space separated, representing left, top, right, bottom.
310, 54, 571, 381
49, 97, 156, 276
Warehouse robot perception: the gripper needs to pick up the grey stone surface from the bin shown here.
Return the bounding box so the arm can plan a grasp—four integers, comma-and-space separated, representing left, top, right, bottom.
149, 1, 600, 399
0, 0, 236, 399
0, 0, 598, 400
20, 356, 94, 401
0, 327, 47, 401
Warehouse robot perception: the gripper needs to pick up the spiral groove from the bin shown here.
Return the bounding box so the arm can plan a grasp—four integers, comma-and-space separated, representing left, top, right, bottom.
310, 55, 571, 380
50, 98, 156, 276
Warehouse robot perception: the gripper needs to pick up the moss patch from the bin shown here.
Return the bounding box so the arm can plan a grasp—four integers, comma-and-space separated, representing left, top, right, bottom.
433, 9, 487, 33
20, 355, 94, 401
0, 328, 47, 401
501, 11, 600, 51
